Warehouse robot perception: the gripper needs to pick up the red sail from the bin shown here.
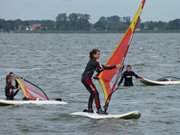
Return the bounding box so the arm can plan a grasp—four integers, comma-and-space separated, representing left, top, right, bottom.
98, 0, 146, 109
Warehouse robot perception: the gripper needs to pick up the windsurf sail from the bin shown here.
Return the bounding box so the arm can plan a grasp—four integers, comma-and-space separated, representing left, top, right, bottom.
97, 0, 146, 112
16, 78, 49, 100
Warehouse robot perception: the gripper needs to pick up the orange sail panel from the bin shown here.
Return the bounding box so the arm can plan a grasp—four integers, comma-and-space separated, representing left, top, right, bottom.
98, 0, 146, 107
16, 78, 49, 100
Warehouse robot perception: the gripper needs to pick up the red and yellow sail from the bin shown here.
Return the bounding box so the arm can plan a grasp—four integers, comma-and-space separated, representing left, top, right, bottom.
98, 0, 146, 108
16, 78, 49, 100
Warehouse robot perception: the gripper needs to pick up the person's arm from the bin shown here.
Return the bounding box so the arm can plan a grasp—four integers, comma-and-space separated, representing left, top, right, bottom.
13, 89, 19, 97
101, 63, 123, 71
94, 63, 117, 80
132, 71, 142, 79
102, 64, 116, 70
96, 62, 104, 73
12, 80, 20, 97
15, 80, 19, 89
117, 75, 124, 88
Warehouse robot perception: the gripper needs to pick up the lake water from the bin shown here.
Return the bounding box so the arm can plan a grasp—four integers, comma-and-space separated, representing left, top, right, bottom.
0, 33, 180, 135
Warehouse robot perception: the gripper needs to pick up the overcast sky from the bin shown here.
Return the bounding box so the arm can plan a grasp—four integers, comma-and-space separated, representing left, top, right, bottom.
0, 0, 179, 22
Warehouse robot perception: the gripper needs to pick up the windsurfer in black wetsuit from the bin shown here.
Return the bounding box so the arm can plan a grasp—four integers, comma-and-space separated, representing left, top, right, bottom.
5, 72, 20, 100
118, 65, 142, 87
81, 49, 123, 114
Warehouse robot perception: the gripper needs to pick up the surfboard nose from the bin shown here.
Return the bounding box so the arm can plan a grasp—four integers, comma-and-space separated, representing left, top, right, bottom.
121, 111, 141, 120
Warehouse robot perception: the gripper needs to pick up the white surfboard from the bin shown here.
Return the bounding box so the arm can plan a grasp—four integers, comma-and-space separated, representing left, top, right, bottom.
0, 99, 67, 106
70, 111, 141, 120
140, 78, 180, 86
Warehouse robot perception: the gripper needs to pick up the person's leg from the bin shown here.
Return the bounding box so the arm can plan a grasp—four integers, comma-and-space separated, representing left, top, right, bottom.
85, 79, 102, 112
6, 96, 13, 100
86, 79, 101, 110
87, 92, 94, 112
82, 78, 105, 114
82, 80, 94, 112
88, 80, 107, 114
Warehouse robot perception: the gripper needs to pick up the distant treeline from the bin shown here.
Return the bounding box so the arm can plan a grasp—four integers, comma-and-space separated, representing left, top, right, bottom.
0, 13, 180, 33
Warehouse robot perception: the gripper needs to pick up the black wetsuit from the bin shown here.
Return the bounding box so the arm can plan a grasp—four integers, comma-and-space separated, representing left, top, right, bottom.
81, 59, 116, 110
5, 79, 19, 100
118, 71, 141, 87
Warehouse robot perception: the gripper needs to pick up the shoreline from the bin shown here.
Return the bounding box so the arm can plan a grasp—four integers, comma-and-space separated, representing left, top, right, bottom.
1, 30, 180, 34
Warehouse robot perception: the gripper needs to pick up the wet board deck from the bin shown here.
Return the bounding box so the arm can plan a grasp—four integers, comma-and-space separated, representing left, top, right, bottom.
140, 78, 180, 86
0, 99, 67, 106
70, 111, 141, 120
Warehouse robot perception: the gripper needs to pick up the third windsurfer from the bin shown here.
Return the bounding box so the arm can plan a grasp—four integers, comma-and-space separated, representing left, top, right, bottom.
5, 72, 20, 100
118, 65, 142, 87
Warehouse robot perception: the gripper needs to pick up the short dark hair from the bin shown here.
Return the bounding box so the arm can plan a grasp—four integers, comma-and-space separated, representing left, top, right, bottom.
89, 49, 100, 59
127, 65, 132, 68
9, 72, 14, 75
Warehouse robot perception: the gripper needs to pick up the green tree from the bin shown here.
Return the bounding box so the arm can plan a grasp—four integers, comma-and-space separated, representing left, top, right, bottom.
94, 17, 107, 31
167, 19, 180, 30
68, 13, 91, 31
41, 20, 56, 31
94, 16, 129, 32
56, 13, 68, 31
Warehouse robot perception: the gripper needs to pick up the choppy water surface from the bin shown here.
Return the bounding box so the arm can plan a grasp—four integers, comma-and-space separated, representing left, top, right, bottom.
0, 33, 180, 135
